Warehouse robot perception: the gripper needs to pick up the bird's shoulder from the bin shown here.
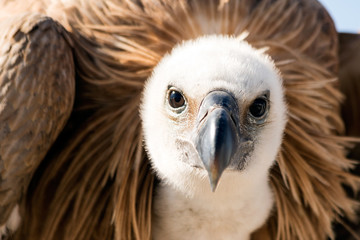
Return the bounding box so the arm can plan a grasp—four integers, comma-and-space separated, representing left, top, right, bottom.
0, 12, 75, 226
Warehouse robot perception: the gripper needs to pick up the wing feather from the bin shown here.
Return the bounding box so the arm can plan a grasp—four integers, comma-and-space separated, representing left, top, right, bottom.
339, 33, 360, 160
0, 13, 75, 225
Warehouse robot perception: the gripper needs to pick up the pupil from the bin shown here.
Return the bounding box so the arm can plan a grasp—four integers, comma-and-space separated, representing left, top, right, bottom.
174, 93, 181, 102
250, 99, 266, 118
169, 90, 185, 108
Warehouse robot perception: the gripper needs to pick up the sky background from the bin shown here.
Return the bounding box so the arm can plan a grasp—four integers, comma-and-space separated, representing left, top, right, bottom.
317, 0, 360, 33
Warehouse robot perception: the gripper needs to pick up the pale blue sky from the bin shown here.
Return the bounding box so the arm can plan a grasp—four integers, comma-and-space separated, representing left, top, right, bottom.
317, 0, 360, 33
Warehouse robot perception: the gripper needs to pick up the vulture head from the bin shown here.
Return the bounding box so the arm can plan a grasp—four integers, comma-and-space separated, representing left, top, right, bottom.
142, 36, 286, 195
141, 36, 287, 238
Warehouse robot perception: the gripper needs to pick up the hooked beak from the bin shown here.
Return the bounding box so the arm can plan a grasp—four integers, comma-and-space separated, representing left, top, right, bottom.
193, 91, 241, 192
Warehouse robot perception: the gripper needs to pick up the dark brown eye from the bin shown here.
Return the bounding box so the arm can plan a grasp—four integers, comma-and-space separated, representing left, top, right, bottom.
249, 98, 267, 118
169, 90, 185, 109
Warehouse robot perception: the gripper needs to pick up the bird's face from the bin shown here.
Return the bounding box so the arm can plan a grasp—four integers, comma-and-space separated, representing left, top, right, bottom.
141, 36, 287, 195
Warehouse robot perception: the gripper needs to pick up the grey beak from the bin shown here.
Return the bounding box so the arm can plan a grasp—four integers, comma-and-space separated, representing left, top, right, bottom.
194, 91, 241, 192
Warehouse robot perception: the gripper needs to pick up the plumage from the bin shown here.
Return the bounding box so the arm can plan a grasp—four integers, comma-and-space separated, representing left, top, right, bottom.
0, 12, 75, 237
0, 0, 359, 240
339, 33, 360, 160
332, 33, 360, 240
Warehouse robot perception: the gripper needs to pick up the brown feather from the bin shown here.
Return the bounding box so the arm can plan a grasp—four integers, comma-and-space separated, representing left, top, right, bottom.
0, 0, 358, 240
331, 33, 360, 240
339, 33, 360, 160
0, 12, 75, 226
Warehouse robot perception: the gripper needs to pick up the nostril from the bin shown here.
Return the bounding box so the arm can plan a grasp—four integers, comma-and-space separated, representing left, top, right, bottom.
198, 110, 208, 126
230, 113, 237, 126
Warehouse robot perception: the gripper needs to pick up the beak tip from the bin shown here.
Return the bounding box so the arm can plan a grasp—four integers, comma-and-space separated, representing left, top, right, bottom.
208, 170, 221, 192
210, 182, 218, 192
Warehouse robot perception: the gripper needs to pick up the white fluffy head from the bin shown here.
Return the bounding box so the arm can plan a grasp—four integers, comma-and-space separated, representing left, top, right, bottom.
141, 35, 287, 196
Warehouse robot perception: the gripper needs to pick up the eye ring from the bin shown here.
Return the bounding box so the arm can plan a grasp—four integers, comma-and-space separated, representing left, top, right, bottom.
249, 97, 268, 119
167, 88, 187, 113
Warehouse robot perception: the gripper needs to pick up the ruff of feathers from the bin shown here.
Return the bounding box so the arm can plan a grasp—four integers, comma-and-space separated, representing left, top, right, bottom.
3, 0, 359, 239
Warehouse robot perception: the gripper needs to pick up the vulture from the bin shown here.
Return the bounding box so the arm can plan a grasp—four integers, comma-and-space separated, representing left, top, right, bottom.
0, 0, 359, 239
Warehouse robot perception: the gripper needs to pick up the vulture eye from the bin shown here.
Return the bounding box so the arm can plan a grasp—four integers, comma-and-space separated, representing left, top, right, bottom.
168, 90, 185, 109
249, 98, 268, 119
